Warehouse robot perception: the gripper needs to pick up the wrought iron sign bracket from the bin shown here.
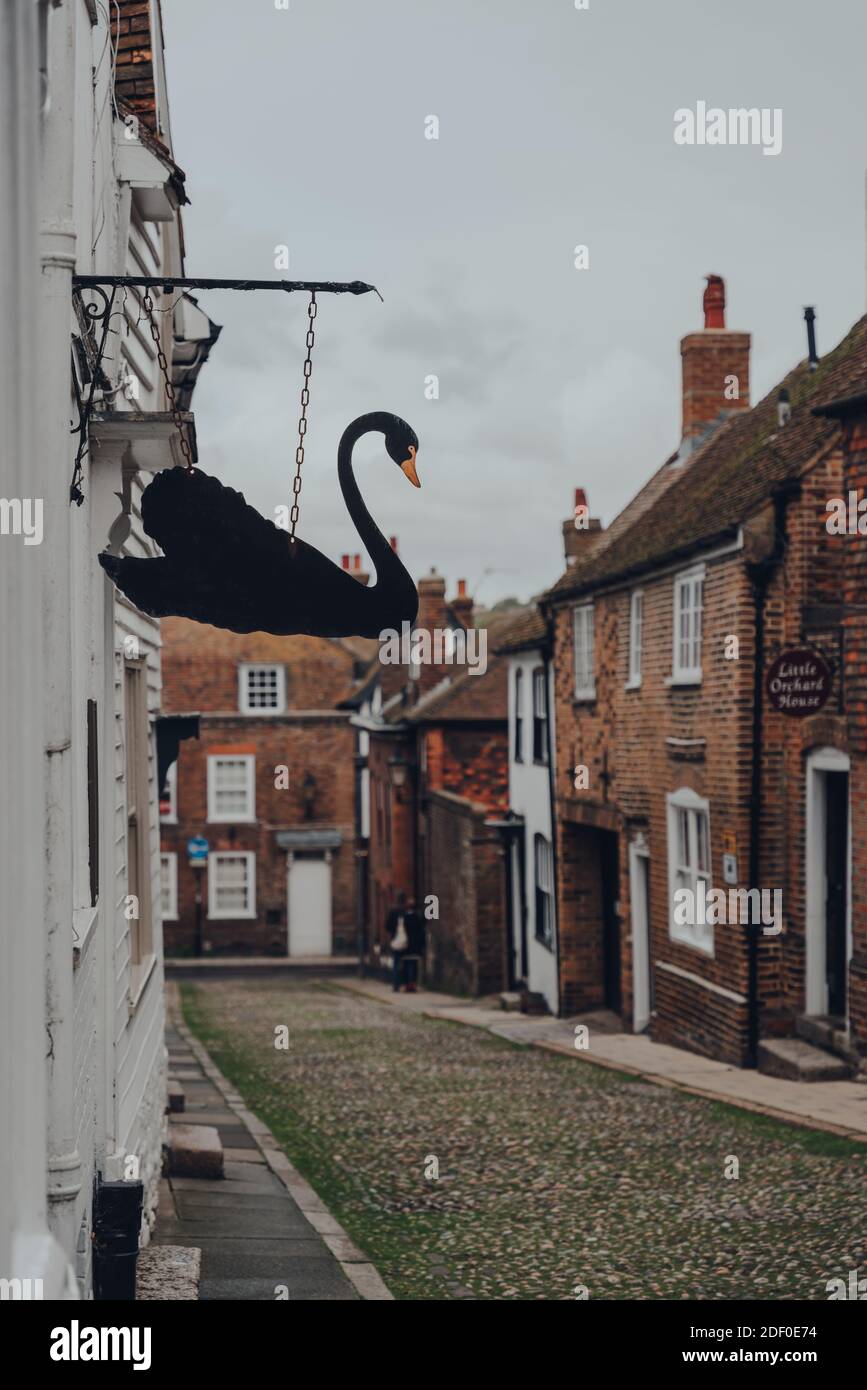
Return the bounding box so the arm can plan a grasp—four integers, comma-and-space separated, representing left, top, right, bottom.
69, 275, 381, 505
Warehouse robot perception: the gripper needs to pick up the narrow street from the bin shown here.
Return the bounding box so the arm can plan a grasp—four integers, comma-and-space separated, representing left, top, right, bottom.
180, 976, 867, 1301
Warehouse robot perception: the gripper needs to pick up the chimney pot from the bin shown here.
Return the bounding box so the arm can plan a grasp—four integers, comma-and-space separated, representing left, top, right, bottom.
390, 535, 398, 551
457, 578, 467, 597
341, 553, 350, 570
703, 274, 726, 329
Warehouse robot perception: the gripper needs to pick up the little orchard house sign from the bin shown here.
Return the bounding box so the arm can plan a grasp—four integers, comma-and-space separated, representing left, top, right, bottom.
766, 648, 832, 717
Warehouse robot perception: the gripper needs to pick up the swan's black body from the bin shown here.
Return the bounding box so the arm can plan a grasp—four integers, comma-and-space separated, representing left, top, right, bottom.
99, 412, 420, 638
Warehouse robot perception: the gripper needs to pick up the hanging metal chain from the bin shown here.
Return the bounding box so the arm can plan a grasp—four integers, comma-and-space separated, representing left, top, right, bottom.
142, 291, 194, 472
289, 292, 317, 544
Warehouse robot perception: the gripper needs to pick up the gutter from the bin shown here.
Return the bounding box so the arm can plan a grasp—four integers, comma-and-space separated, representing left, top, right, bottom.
542, 527, 745, 614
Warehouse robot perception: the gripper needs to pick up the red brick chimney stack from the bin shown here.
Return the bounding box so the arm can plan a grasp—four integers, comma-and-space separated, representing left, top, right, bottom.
680, 275, 750, 447
340, 552, 369, 585
450, 577, 474, 629
415, 569, 448, 694
562, 487, 603, 567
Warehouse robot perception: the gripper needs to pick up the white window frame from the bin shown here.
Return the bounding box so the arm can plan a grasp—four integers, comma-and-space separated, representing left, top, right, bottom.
239, 664, 286, 715
208, 851, 256, 920
160, 760, 178, 823
534, 834, 555, 950
573, 603, 596, 700
532, 666, 548, 764
514, 667, 524, 763
207, 754, 256, 823
626, 589, 644, 689
671, 566, 704, 684
160, 852, 178, 920
667, 787, 713, 955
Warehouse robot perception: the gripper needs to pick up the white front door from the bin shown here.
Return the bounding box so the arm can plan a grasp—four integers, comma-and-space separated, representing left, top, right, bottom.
630, 838, 651, 1032
287, 854, 332, 957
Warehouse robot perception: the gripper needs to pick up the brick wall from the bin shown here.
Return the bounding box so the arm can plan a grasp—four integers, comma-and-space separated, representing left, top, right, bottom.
366, 730, 416, 953
840, 417, 867, 1050
160, 620, 361, 955
548, 433, 861, 1064
425, 789, 507, 996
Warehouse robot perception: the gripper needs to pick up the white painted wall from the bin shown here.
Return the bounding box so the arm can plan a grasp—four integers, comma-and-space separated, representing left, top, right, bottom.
0, 0, 189, 1297
507, 650, 559, 1015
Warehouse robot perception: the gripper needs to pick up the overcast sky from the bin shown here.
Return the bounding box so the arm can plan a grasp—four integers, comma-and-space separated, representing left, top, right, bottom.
162, 0, 867, 606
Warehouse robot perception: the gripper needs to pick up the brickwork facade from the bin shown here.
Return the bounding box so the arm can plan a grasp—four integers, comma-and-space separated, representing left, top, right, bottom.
546, 291, 867, 1066
160, 618, 365, 955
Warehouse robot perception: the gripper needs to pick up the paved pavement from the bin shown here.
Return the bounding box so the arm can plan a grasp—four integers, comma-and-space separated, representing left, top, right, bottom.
335, 979, 867, 1139
152, 990, 392, 1300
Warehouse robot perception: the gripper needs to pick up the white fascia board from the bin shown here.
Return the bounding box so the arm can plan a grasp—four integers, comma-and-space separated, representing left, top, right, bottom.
113, 129, 177, 222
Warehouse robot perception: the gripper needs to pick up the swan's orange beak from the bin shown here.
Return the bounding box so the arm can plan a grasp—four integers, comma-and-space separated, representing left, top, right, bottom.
400, 446, 420, 488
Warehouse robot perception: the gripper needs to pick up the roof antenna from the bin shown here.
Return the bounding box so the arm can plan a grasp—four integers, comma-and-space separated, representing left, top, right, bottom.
804, 306, 819, 371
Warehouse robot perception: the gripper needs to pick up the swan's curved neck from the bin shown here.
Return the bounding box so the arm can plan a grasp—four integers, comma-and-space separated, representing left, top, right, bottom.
337, 414, 417, 622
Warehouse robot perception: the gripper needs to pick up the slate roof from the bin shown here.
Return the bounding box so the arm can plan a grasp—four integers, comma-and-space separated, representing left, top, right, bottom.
491, 605, 548, 654
401, 657, 507, 724
545, 313, 867, 603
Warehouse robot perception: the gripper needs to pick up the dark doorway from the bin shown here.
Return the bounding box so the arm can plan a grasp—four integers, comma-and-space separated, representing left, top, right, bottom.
600, 830, 622, 1014
824, 770, 848, 1020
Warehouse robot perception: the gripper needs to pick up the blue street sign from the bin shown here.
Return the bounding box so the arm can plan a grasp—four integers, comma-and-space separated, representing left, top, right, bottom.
187, 836, 209, 864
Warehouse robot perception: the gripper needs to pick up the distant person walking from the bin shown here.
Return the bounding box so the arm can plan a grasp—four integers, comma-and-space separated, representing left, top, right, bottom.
385, 892, 425, 992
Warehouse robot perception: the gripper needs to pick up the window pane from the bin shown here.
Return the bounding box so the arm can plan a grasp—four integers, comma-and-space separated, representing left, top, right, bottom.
696, 811, 710, 874
246, 667, 280, 709
574, 607, 593, 691
160, 855, 174, 915
214, 758, 251, 817
214, 856, 250, 913
678, 809, 690, 867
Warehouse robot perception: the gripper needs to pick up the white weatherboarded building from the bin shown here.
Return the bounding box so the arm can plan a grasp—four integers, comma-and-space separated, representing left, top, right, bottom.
0, 0, 213, 1297
495, 610, 559, 1016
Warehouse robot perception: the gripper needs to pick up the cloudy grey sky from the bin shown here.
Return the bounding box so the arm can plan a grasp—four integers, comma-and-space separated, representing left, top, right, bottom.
162, 0, 867, 606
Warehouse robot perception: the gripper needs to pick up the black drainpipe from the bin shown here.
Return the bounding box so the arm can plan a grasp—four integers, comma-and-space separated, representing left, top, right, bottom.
745, 482, 798, 1067
746, 570, 768, 1068
92, 1176, 144, 1300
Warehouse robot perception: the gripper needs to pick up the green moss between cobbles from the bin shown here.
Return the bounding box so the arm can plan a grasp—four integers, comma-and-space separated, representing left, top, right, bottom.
180, 980, 867, 1301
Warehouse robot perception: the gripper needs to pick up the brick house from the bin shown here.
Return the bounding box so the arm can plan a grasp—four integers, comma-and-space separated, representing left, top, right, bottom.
343, 571, 511, 994
159, 597, 374, 956
543, 277, 867, 1070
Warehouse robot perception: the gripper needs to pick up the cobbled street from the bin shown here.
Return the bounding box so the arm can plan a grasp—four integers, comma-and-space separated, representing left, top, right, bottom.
182, 976, 867, 1301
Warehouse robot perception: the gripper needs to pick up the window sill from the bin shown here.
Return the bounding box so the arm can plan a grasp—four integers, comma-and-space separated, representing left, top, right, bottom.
239, 709, 286, 718
665, 673, 702, 688
73, 904, 99, 968
668, 929, 714, 958
128, 951, 158, 1014
624, 678, 642, 692
207, 912, 256, 922
207, 817, 257, 825
573, 690, 596, 705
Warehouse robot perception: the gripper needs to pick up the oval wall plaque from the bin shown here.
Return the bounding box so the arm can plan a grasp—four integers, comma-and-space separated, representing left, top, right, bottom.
765, 648, 832, 717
